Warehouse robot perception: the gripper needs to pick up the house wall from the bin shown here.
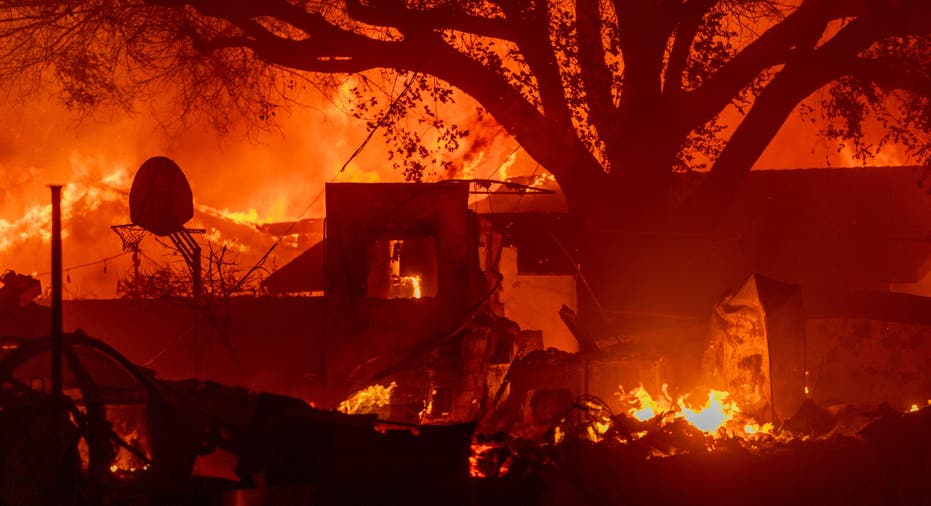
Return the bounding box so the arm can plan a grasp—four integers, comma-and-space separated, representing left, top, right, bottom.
805, 318, 931, 411
498, 247, 578, 352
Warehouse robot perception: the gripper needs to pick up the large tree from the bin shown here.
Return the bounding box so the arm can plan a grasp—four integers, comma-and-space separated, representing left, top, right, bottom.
2, 0, 930, 224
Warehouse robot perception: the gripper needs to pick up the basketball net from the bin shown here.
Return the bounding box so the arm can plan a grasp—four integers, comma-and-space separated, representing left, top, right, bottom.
111, 225, 146, 296
111, 224, 147, 253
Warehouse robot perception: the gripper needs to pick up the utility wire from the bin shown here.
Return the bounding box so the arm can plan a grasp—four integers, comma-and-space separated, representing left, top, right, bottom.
338, 72, 419, 175
33, 251, 131, 278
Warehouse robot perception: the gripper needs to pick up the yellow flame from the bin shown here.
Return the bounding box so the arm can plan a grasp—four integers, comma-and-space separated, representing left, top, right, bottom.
743, 422, 774, 435
337, 382, 396, 415
618, 384, 760, 437
679, 390, 740, 434
395, 275, 422, 299
618, 384, 674, 422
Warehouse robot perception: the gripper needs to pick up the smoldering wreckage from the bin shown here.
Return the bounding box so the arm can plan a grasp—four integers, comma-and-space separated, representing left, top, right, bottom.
2, 157, 931, 505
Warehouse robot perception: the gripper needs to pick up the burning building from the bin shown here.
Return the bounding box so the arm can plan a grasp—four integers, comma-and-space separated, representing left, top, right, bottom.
3, 168, 931, 504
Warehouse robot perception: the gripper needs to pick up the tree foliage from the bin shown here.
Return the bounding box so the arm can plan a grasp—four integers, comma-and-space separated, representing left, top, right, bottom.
1, 0, 930, 223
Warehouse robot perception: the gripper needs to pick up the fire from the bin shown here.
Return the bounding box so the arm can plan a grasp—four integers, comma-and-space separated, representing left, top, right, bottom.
619, 384, 674, 421
406, 275, 422, 299
337, 381, 396, 415
744, 422, 775, 435
678, 390, 739, 433
393, 274, 422, 299
617, 384, 760, 437
0, 163, 130, 255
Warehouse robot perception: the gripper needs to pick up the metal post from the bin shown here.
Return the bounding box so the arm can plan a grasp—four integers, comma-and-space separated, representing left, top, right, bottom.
50, 185, 68, 503
50, 185, 63, 402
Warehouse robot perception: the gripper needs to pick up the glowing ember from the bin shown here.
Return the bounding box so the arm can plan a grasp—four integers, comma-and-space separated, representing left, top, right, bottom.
469, 442, 496, 478
337, 381, 396, 415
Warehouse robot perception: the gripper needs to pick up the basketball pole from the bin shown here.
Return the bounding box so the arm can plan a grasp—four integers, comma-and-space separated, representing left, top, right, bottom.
169, 229, 202, 302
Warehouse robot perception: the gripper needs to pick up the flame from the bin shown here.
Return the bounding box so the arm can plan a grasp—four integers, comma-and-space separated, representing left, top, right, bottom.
393, 274, 422, 299
618, 384, 761, 437
406, 275, 422, 299
678, 390, 740, 433
0, 162, 130, 255
619, 384, 675, 421
200, 206, 263, 227
337, 381, 396, 415
744, 422, 775, 435
906, 400, 931, 413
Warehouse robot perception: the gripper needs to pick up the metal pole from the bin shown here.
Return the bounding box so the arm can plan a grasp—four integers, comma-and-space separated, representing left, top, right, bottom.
50, 185, 63, 402
50, 185, 69, 504
192, 243, 202, 302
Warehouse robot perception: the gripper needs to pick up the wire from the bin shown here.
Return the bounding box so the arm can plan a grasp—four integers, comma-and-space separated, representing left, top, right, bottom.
33, 251, 131, 277
510, 164, 540, 214
337, 72, 419, 175
483, 144, 522, 181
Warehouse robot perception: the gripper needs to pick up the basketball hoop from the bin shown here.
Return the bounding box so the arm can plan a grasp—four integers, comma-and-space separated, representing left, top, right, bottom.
111, 224, 147, 253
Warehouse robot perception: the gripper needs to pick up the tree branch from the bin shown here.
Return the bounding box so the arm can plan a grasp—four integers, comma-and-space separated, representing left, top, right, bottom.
344, 0, 514, 40
663, 0, 715, 96
508, 0, 573, 127
682, 0, 839, 127
847, 57, 931, 97
576, 0, 619, 146
687, 15, 885, 223
417, 40, 608, 208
